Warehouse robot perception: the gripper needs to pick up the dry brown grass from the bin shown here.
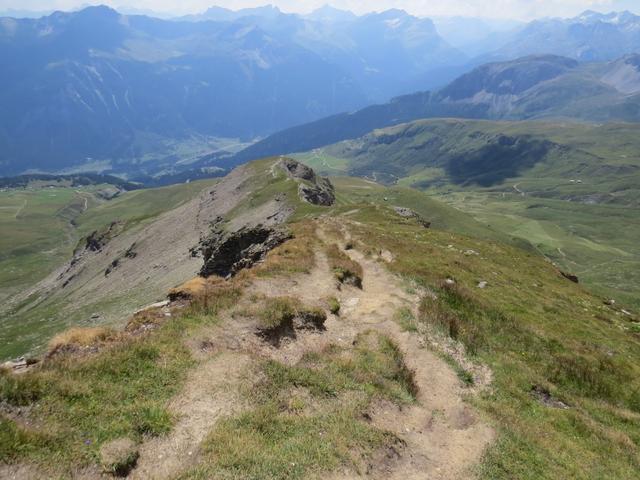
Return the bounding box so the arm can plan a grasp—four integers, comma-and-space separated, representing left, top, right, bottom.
188, 278, 244, 316
125, 308, 167, 333
168, 277, 208, 300
256, 223, 316, 277
48, 327, 117, 356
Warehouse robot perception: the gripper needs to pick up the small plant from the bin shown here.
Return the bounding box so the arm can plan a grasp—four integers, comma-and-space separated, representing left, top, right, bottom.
259, 297, 298, 330
326, 296, 340, 315
394, 307, 417, 332
457, 369, 474, 386
258, 297, 327, 333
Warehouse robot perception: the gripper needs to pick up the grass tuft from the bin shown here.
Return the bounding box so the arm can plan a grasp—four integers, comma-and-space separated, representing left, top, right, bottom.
258, 297, 327, 334
47, 327, 117, 357
326, 296, 341, 315
326, 244, 363, 288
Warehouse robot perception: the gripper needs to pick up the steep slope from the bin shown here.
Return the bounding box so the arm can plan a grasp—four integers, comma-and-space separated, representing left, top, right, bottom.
1, 159, 639, 479
0, 160, 312, 359
232, 54, 640, 164
0, 175, 143, 309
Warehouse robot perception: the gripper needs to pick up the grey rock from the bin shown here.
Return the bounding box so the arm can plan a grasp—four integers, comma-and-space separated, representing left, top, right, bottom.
393, 206, 431, 228
199, 226, 292, 278
278, 158, 335, 206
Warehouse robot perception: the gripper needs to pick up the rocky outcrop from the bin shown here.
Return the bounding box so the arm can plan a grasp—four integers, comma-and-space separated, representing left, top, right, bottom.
298, 180, 335, 206
84, 221, 124, 252
393, 207, 431, 228
278, 157, 335, 206
279, 158, 317, 181
199, 226, 292, 278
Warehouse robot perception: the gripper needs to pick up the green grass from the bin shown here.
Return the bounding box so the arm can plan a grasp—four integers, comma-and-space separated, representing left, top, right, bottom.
0, 321, 191, 470
258, 297, 299, 330
298, 119, 640, 308
327, 296, 341, 315
0, 285, 239, 475
0, 187, 87, 299
74, 180, 214, 237
329, 177, 528, 248
180, 331, 415, 480
341, 204, 640, 479
441, 192, 640, 307
394, 306, 418, 333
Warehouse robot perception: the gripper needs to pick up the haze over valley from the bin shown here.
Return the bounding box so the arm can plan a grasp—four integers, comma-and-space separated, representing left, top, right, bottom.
1, 3, 640, 480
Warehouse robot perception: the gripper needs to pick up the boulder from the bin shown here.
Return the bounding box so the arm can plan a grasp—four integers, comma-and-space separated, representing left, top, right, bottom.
278, 157, 335, 206
298, 179, 335, 206
199, 226, 292, 278
279, 157, 317, 181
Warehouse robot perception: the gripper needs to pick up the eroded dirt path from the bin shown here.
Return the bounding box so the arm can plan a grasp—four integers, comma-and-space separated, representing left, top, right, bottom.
246, 219, 494, 479
130, 352, 251, 480
131, 217, 493, 479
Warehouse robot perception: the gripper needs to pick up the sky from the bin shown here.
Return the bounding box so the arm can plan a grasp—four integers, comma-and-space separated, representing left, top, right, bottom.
0, 0, 639, 20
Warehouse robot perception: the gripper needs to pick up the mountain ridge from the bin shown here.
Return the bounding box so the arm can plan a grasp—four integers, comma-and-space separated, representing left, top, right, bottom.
0, 5, 465, 177
232, 53, 640, 164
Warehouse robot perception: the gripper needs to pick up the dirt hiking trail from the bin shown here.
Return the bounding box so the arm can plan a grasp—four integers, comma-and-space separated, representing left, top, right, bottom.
128, 217, 494, 480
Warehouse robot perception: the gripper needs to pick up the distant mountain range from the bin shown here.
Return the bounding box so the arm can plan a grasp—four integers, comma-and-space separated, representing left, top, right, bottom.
2, 5, 640, 177
488, 10, 640, 62
0, 5, 464, 176
182, 5, 466, 100
233, 54, 640, 163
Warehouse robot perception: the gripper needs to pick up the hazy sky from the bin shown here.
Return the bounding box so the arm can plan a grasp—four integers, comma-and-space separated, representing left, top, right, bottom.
1, 0, 639, 20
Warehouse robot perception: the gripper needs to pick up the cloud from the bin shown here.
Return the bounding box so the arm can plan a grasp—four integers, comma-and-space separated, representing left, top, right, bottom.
3, 0, 639, 20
